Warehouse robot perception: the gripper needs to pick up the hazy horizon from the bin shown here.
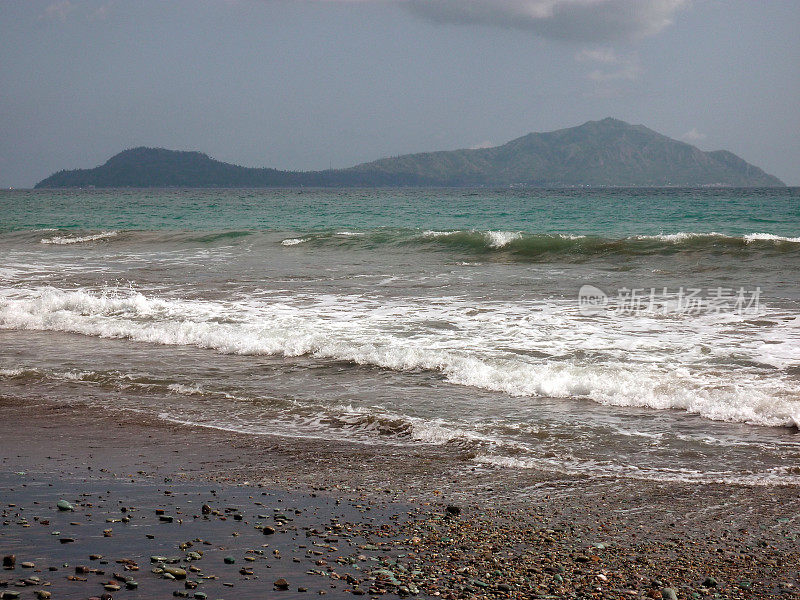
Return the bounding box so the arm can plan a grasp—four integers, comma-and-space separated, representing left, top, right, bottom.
2, 1, 798, 188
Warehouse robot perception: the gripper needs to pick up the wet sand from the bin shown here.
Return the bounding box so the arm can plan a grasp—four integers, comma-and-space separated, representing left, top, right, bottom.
2, 398, 800, 599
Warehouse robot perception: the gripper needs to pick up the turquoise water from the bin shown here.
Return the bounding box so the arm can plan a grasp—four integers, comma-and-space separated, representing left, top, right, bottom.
1, 188, 798, 235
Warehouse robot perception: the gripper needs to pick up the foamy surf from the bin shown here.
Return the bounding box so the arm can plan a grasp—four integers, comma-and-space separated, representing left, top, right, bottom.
744, 233, 800, 243
41, 231, 118, 245
1, 286, 798, 428
281, 237, 306, 246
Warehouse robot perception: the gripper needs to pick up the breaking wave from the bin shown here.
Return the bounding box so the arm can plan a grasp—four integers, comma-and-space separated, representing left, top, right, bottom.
1, 286, 798, 428
10, 227, 800, 260
40, 231, 118, 244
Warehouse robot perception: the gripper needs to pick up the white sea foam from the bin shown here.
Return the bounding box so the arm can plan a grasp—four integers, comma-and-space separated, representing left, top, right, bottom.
743, 233, 800, 244
631, 232, 800, 245
472, 454, 800, 486
485, 231, 522, 248
633, 232, 726, 242
1, 286, 798, 428
280, 238, 307, 246
167, 383, 205, 395
422, 229, 523, 247
41, 231, 118, 245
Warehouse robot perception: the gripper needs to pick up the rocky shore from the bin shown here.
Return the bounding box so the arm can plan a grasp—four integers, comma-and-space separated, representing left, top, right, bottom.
2, 399, 800, 599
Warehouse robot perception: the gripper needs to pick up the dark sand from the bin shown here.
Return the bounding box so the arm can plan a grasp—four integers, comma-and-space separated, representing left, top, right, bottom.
2, 398, 800, 599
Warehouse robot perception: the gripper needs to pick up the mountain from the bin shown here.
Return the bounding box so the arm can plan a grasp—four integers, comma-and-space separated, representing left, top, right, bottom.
34, 118, 785, 188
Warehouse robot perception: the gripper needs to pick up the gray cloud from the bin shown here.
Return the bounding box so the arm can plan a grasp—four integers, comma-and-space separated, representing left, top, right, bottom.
404, 0, 688, 43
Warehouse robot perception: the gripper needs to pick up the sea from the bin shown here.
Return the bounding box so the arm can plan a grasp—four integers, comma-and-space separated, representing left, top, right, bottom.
1, 187, 799, 485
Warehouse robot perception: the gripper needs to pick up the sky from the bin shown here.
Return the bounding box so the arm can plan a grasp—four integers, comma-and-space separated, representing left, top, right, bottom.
1, 0, 798, 188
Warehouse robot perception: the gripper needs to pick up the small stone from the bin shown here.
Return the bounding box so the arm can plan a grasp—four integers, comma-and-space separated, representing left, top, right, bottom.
20, 562, 34, 569
37, 592, 52, 599
165, 567, 187, 579
445, 505, 461, 516
193, 593, 207, 600
662, 588, 678, 600
262, 525, 276, 535
223, 556, 235, 564
201, 504, 211, 515
274, 578, 289, 590
702, 577, 718, 588
2, 555, 15, 568
57, 500, 75, 511
103, 583, 121, 591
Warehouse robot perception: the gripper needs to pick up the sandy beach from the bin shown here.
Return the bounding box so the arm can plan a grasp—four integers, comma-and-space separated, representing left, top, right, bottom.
2, 397, 800, 600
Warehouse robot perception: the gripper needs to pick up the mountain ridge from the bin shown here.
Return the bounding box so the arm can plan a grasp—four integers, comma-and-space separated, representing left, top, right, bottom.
35, 118, 785, 188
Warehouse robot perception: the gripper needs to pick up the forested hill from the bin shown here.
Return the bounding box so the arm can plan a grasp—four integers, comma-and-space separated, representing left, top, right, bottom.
35, 118, 785, 188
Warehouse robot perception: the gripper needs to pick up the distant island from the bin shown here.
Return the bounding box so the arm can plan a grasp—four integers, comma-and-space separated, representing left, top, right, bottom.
35, 118, 785, 188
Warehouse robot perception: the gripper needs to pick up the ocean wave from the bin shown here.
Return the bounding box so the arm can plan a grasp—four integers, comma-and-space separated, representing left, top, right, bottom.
1, 287, 798, 428
409, 229, 800, 258
40, 231, 118, 245
13, 227, 800, 258
743, 233, 800, 243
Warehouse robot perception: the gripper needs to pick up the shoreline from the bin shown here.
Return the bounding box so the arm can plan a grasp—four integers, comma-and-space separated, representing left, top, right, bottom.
2, 397, 800, 599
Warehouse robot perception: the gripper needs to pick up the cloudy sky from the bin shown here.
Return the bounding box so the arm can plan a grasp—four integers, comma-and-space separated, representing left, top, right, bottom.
1, 0, 798, 187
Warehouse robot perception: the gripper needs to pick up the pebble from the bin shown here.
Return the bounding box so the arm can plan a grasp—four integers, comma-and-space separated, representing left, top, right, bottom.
274, 577, 289, 590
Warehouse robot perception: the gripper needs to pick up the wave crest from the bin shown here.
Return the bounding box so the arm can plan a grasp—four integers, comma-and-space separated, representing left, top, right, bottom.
41, 231, 118, 245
